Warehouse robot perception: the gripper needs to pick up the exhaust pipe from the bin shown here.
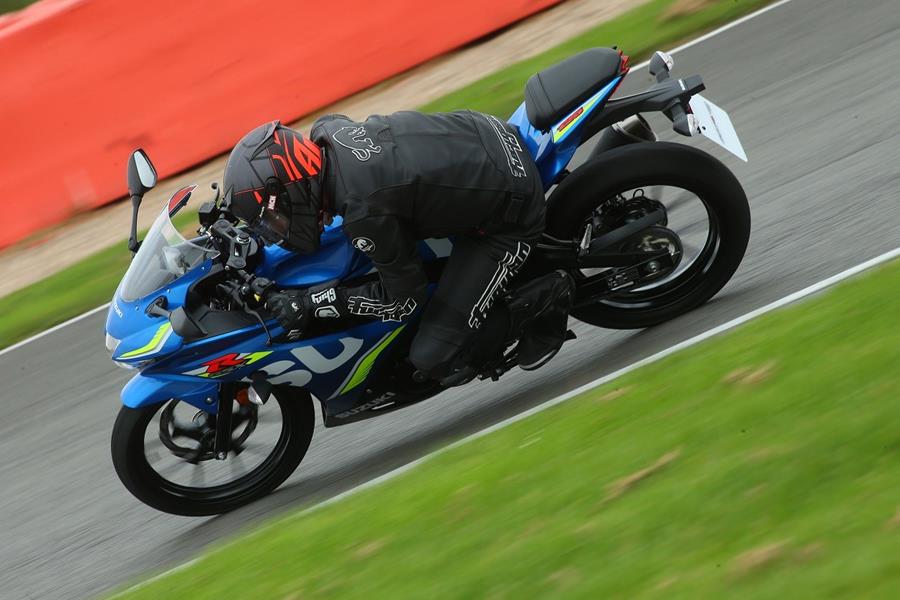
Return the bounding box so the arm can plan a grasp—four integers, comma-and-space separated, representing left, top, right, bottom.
588, 114, 657, 160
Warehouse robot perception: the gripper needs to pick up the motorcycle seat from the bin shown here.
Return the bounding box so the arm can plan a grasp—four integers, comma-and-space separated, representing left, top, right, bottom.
524, 47, 624, 132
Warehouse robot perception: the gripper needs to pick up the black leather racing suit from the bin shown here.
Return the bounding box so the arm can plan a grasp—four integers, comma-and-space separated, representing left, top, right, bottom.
306, 110, 546, 378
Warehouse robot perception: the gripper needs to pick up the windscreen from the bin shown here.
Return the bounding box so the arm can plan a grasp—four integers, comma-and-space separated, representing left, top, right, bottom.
118, 185, 218, 302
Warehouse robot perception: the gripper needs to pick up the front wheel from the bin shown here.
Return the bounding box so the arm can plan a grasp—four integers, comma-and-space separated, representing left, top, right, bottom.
546, 142, 750, 329
111, 385, 314, 516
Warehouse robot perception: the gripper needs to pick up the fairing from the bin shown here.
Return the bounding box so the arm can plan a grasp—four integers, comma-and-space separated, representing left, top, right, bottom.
106, 195, 445, 421
508, 75, 623, 189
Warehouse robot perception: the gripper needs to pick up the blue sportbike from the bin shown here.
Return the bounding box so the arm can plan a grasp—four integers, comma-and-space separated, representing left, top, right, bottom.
107, 49, 750, 515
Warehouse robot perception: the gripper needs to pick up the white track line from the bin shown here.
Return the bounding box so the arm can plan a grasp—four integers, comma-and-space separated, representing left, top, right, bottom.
0, 302, 109, 358
645, 0, 797, 63
110, 246, 900, 598
293, 247, 900, 514
0, 0, 798, 361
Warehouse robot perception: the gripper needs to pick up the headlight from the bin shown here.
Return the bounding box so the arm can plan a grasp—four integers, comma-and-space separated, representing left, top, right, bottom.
105, 333, 121, 354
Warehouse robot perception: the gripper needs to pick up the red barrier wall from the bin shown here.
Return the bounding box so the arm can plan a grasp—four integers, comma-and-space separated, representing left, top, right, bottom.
0, 0, 559, 248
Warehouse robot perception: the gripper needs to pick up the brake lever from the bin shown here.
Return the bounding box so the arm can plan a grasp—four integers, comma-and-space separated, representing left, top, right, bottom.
245, 305, 274, 347
218, 275, 274, 346
242, 274, 275, 346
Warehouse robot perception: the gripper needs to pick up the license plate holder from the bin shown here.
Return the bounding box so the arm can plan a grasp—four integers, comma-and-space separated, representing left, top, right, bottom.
689, 94, 748, 162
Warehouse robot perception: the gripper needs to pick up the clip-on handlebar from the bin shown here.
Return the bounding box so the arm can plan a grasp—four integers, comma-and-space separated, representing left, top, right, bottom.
208, 219, 278, 345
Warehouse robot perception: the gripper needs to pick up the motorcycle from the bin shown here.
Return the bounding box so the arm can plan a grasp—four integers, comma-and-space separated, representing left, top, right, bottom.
107, 48, 750, 515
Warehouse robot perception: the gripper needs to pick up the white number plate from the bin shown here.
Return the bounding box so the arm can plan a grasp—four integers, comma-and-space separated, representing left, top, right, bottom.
689, 94, 747, 162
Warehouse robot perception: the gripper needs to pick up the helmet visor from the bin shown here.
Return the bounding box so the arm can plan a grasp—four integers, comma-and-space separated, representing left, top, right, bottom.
253, 205, 291, 245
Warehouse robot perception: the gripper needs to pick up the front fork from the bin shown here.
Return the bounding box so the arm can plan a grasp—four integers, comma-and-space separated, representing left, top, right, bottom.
213, 382, 237, 458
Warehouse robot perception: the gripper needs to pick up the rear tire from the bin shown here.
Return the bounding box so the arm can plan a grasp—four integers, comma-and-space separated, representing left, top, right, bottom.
111, 386, 314, 516
546, 142, 750, 329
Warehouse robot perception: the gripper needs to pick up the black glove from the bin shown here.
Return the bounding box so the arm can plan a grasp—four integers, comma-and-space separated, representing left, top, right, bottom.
266, 290, 311, 340
248, 276, 273, 301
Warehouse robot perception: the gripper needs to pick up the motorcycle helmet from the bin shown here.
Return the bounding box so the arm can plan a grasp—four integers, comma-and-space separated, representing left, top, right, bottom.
222, 121, 324, 253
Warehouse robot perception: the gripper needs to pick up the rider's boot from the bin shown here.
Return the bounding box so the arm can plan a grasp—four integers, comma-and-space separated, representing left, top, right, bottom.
506, 270, 575, 370
437, 311, 508, 386
418, 271, 575, 385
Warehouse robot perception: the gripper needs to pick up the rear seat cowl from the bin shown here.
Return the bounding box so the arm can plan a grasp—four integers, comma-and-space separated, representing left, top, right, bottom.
525, 47, 624, 132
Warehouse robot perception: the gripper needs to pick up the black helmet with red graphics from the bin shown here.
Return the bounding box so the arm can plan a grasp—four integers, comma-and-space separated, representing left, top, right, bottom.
222, 121, 324, 254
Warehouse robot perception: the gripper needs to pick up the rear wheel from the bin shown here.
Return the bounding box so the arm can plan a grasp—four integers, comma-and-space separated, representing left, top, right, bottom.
111, 386, 314, 516
546, 142, 750, 329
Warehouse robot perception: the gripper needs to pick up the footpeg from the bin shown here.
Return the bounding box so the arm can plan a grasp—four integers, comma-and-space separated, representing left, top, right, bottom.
439, 365, 477, 388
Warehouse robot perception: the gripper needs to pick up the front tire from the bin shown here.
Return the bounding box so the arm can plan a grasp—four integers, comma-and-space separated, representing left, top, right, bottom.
111, 386, 314, 516
546, 142, 750, 329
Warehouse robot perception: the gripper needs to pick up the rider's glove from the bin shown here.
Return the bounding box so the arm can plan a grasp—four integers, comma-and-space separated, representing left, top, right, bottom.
248, 276, 274, 300
267, 290, 312, 340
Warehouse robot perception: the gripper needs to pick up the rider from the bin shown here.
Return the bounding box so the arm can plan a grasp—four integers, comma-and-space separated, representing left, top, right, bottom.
222, 111, 574, 385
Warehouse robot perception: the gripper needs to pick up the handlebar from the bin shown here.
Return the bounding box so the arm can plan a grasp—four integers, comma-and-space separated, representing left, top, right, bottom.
207, 219, 277, 344
215, 272, 276, 346
209, 219, 260, 271
217, 270, 274, 306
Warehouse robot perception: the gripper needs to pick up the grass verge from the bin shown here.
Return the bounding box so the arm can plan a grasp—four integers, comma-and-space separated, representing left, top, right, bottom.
113, 259, 900, 599
1, 0, 776, 350
0, 0, 36, 15
0, 211, 197, 348
422, 0, 775, 115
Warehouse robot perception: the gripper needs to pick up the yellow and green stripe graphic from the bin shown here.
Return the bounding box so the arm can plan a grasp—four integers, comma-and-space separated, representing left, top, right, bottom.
551, 76, 621, 143
339, 325, 406, 395
119, 322, 172, 359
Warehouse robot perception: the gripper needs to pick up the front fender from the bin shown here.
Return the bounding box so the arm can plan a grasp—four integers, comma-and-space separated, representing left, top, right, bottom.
121, 372, 219, 412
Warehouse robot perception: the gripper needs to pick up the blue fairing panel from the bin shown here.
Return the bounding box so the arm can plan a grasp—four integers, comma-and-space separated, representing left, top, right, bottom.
256, 216, 455, 290
106, 258, 214, 346
509, 102, 566, 189
508, 75, 622, 189
255, 216, 370, 287
122, 372, 219, 411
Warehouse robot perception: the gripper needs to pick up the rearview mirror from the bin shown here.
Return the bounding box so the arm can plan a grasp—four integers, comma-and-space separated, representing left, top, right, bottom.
126, 149, 158, 253
127, 149, 157, 198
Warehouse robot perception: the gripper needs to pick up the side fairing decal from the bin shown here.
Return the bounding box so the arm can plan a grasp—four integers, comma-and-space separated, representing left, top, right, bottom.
183, 351, 273, 378
118, 323, 173, 360
335, 326, 406, 397
551, 76, 622, 143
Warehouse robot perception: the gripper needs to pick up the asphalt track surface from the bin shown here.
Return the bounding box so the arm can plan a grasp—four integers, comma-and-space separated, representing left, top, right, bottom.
3, 1, 900, 597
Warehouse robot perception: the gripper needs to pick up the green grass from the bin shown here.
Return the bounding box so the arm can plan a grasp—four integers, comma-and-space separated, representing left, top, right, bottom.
0, 243, 129, 347
113, 259, 900, 599
1, 0, 776, 349
422, 0, 775, 116
0, 210, 197, 348
0, 0, 36, 15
